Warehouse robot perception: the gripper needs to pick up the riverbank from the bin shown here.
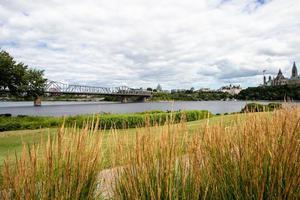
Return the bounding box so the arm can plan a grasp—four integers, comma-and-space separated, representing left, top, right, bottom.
0, 102, 283, 132
0, 100, 282, 116
1, 108, 299, 199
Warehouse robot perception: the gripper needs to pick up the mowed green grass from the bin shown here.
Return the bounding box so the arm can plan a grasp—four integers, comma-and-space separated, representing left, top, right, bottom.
0, 114, 241, 165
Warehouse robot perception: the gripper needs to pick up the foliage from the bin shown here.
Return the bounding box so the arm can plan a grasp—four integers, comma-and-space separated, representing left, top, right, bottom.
0, 50, 47, 98
0, 110, 212, 132
237, 85, 300, 100
24, 69, 47, 97
150, 91, 234, 101
241, 102, 282, 113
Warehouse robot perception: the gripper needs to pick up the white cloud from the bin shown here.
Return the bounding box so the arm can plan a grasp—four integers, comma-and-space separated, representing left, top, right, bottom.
0, 0, 299, 89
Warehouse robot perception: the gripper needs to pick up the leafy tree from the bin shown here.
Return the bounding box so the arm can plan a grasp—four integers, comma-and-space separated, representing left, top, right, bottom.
0, 50, 47, 98
0, 51, 16, 90
24, 69, 47, 97
10, 63, 28, 96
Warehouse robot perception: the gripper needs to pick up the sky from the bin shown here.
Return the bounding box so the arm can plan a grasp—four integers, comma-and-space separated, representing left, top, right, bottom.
0, 0, 299, 90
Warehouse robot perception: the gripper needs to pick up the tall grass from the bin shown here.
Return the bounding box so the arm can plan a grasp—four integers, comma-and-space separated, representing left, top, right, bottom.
1, 108, 300, 199
0, 120, 104, 200
114, 107, 300, 199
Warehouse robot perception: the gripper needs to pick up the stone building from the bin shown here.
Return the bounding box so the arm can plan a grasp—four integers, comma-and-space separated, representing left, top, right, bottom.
218, 84, 242, 95
263, 62, 300, 86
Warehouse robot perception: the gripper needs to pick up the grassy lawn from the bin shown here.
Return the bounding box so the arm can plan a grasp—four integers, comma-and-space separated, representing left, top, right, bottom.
0, 128, 57, 162
0, 114, 242, 165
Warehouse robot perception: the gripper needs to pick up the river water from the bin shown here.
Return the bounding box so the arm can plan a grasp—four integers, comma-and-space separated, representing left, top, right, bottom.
0, 101, 286, 117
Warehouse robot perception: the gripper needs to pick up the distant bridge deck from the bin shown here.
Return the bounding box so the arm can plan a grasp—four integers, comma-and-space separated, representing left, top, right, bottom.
45, 81, 152, 97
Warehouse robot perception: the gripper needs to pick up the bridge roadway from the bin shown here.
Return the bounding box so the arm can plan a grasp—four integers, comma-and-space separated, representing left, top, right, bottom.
33, 81, 152, 106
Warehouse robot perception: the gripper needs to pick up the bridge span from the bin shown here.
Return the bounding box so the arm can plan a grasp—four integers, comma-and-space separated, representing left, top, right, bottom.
34, 81, 152, 106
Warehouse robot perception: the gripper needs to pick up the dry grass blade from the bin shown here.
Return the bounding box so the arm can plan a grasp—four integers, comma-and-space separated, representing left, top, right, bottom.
1, 119, 104, 200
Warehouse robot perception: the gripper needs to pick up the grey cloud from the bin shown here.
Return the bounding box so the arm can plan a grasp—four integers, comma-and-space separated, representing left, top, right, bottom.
0, 0, 299, 89
197, 59, 261, 80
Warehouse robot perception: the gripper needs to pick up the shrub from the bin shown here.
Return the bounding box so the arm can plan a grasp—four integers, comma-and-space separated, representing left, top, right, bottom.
0, 110, 212, 132
241, 102, 282, 113
0, 114, 12, 117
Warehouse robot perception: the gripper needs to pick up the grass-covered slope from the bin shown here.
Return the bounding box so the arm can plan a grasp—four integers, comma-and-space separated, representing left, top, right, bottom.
1, 108, 300, 199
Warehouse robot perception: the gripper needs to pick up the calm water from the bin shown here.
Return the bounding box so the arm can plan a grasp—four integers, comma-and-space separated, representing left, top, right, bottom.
0, 101, 283, 116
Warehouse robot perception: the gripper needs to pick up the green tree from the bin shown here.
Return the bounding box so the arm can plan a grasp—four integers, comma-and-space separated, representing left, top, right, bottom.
24, 69, 47, 97
0, 50, 28, 96
0, 50, 47, 98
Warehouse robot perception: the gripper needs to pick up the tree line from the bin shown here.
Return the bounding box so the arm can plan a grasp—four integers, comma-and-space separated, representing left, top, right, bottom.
237, 85, 300, 100
150, 90, 234, 101
0, 50, 46, 99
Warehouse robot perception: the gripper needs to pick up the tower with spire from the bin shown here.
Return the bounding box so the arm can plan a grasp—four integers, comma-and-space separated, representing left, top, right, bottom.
263, 61, 299, 86
291, 62, 298, 79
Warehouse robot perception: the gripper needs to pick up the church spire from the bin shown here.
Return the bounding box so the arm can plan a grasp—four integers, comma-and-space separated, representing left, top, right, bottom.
291, 61, 298, 78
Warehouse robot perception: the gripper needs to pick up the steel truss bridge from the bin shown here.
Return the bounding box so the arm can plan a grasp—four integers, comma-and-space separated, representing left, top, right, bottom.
45, 81, 152, 98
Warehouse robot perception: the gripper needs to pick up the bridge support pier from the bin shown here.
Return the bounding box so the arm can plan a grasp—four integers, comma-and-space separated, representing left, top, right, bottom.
138, 97, 147, 102
121, 97, 128, 103
34, 96, 42, 106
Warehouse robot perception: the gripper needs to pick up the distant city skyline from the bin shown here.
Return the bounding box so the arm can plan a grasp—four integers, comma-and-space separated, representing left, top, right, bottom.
0, 0, 299, 90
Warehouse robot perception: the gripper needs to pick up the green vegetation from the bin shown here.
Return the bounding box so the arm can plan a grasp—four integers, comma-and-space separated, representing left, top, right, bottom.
237, 85, 300, 100
0, 114, 239, 166
0, 50, 47, 99
1, 108, 300, 199
0, 129, 56, 165
150, 90, 234, 101
0, 110, 212, 132
241, 102, 282, 112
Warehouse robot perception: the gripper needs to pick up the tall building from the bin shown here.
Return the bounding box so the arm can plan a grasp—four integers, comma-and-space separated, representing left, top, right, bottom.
263, 62, 300, 86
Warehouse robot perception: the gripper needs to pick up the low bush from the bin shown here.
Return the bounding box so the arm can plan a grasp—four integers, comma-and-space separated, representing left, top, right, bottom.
241, 102, 282, 113
137, 110, 165, 114
0, 110, 212, 132
0, 114, 11, 117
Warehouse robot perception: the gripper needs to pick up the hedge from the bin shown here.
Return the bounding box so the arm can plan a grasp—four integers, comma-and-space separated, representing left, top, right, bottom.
0, 110, 212, 132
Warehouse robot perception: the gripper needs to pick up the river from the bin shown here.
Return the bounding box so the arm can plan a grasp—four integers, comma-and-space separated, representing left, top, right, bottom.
0, 100, 287, 117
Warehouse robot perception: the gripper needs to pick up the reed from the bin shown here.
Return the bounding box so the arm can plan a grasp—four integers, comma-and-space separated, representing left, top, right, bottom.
114, 107, 300, 199
0, 120, 104, 200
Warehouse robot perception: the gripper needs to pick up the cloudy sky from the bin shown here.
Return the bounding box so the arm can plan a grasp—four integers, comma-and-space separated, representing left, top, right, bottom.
0, 0, 299, 89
